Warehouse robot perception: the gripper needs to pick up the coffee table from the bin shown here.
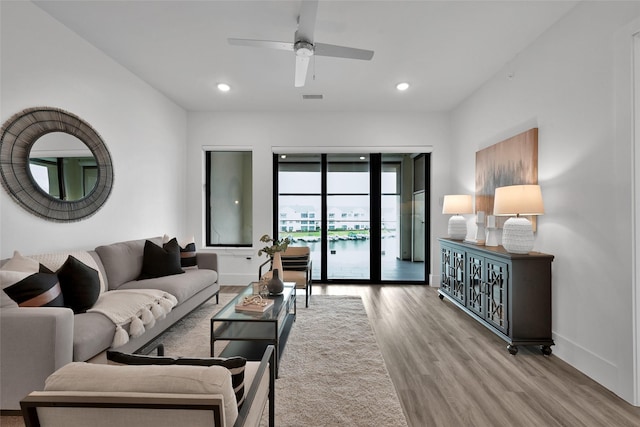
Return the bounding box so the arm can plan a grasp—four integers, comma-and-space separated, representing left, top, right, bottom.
210, 283, 296, 377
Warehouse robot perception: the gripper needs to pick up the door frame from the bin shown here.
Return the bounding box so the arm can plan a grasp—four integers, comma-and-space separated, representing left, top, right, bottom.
271, 149, 431, 284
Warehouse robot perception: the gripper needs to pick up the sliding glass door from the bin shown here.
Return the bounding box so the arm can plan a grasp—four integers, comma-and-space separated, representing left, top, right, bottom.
326, 154, 371, 280
275, 152, 428, 283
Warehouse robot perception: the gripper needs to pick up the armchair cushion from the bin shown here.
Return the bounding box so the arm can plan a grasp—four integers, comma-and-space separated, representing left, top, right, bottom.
107, 350, 247, 407
281, 255, 310, 271
44, 362, 238, 427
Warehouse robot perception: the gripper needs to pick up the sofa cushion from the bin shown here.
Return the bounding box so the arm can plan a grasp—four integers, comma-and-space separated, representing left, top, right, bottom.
106, 351, 247, 407
73, 312, 116, 362
138, 239, 184, 280
95, 237, 162, 290
57, 256, 101, 314
44, 362, 238, 427
3, 272, 65, 308
118, 269, 216, 304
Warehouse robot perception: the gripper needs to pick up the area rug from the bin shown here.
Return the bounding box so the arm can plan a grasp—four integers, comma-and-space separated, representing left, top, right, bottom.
157, 293, 408, 426
256, 295, 408, 427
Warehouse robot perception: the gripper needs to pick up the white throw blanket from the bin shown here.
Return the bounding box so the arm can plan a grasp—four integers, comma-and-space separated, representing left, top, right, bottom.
88, 289, 178, 347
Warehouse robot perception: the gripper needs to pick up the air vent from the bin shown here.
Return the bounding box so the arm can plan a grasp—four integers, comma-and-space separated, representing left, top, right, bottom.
302, 94, 323, 100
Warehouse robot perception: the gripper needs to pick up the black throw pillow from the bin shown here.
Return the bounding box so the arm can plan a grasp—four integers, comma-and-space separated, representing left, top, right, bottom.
39, 263, 54, 274
57, 255, 101, 314
138, 238, 184, 280
106, 350, 247, 407
3, 272, 65, 307
180, 241, 198, 269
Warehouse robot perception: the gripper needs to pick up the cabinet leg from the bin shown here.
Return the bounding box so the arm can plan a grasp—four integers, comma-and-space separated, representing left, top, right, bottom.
507, 344, 518, 355
438, 294, 445, 300
541, 345, 552, 356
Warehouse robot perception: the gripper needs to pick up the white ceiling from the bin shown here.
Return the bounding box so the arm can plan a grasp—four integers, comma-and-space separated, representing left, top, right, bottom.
33, 0, 578, 113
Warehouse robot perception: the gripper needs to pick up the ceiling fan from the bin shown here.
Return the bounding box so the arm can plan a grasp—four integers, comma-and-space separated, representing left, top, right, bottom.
228, 0, 374, 87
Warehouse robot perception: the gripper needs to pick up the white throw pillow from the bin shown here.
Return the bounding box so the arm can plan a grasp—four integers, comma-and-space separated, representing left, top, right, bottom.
1, 251, 39, 273
0, 270, 32, 308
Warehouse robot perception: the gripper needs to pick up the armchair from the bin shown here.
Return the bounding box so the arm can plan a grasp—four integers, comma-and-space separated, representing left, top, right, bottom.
259, 246, 312, 307
20, 345, 275, 427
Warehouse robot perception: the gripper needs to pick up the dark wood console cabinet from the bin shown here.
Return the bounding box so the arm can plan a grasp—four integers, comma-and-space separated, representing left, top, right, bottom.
439, 238, 554, 355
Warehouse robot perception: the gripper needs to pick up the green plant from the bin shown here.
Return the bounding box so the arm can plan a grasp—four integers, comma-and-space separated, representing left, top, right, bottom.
257, 234, 291, 257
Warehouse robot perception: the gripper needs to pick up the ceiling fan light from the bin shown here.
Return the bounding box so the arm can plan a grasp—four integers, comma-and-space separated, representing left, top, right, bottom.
217, 83, 231, 92
396, 82, 410, 91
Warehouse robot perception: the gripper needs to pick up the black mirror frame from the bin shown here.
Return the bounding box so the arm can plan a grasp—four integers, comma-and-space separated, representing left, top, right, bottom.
0, 107, 114, 222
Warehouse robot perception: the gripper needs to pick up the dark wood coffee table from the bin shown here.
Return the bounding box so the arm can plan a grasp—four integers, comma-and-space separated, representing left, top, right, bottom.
210, 283, 296, 377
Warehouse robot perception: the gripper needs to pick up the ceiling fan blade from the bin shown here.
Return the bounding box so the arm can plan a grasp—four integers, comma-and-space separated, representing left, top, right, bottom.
314, 43, 374, 60
227, 38, 294, 52
294, 55, 310, 87
296, 0, 319, 42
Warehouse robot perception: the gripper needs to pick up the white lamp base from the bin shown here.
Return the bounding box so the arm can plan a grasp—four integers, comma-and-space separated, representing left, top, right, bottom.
502, 216, 534, 254
447, 215, 467, 240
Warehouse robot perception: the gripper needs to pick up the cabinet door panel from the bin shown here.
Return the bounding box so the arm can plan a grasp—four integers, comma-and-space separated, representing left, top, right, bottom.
466, 254, 484, 317
450, 249, 466, 305
485, 259, 508, 334
440, 247, 452, 294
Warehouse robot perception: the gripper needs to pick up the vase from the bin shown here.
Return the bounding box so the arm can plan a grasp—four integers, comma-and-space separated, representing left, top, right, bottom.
267, 268, 284, 295
272, 252, 283, 276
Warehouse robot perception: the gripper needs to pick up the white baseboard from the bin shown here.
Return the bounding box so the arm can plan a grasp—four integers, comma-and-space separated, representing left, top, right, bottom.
429, 274, 440, 287
552, 332, 631, 403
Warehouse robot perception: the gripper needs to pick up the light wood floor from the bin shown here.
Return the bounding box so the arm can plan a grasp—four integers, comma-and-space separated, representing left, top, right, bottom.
314, 284, 640, 427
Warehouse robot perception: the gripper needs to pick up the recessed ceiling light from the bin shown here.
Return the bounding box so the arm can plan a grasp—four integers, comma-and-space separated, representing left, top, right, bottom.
396, 82, 410, 91
217, 83, 231, 92
359, 156, 366, 160
281, 154, 287, 159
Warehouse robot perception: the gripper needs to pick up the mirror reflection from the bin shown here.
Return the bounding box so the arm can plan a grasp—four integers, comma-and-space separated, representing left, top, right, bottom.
29, 132, 97, 201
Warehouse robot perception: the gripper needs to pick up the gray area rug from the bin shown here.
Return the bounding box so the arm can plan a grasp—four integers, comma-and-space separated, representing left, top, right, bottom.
0, 293, 407, 427
260, 295, 408, 427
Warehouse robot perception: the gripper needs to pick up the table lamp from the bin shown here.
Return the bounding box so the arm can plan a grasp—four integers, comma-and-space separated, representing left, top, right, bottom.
442, 194, 473, 240
493, 184, 544, 254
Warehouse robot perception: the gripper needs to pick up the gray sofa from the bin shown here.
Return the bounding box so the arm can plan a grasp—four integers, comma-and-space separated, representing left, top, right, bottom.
0, 236, 220, 411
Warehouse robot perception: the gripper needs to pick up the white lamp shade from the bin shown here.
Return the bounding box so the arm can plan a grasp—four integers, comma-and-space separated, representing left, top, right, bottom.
493, 185, 544, 216
442, 195, 473, 215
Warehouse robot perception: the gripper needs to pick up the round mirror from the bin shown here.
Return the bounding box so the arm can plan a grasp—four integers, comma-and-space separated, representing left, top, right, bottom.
29, 132, 98, 201
0, 107, 114, 222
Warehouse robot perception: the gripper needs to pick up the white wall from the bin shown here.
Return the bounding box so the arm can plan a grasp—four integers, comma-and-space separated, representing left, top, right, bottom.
450, 2, 640, 404
187, 112, 451, 284
0, 1, 188, 257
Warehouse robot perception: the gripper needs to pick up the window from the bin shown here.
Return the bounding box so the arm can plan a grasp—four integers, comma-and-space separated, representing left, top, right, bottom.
205, 150, 252, 246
